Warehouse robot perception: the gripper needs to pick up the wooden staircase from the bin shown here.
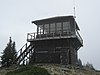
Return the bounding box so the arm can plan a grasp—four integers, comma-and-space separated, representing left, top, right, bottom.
14, 43, 34, 65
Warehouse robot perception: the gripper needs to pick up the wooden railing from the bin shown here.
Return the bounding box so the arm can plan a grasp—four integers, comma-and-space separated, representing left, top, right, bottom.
27, 32, 83, 45
27, 32, 71, 40
76, 31, 83, 45
14, 42, 34, 65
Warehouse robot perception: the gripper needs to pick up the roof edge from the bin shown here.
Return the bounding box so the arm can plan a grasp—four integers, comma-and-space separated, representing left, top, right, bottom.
32, 15, 74, 24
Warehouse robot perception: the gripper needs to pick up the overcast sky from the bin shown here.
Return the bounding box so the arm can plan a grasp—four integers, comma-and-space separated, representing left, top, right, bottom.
0, 0, 100, 70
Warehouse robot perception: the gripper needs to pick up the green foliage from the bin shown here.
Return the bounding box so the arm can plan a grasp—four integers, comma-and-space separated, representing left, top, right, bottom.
1, 37, 17, 67
78, 59, 82, 68
6, 66, 50, 75
86, 62, 95, 70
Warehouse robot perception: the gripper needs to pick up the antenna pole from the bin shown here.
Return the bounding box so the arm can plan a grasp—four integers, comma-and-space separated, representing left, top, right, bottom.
73, 0, 76, 18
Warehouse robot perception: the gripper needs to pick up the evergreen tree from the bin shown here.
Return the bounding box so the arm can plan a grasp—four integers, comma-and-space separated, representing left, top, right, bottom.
1, 37, 17, 67
78, 59, 82, 68
12, 41, 17, 62
86, 62, 95, 70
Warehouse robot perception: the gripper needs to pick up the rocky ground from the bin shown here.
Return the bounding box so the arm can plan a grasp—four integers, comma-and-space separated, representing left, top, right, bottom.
0, 64, 100, 75
36, 64, 100, 75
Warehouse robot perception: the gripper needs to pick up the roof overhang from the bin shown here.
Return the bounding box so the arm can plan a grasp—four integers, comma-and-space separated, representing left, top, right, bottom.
32, 15, 80, 30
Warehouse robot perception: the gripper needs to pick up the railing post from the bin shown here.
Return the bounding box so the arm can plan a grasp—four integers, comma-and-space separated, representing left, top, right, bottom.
20, 48, 22, 55
53, 33, 54, 38
26, 43, 27, 49
34, 33, 35, 39
60, 32, 61, 38
39, 34, 41, 39
23, 59, 25, 65
27, 33, 29, 41
46, 33, 47, 38
30, 35, 32, 40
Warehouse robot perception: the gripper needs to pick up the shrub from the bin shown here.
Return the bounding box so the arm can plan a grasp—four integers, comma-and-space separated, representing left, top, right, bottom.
86, 62, 95, 70
6, 66, 50, 75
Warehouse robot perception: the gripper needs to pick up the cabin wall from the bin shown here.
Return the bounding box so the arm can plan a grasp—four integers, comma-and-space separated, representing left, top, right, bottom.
28, 16, 82, 65
29, 39, 78, 65
36, 18, 76, 38
70, 18, 75, 35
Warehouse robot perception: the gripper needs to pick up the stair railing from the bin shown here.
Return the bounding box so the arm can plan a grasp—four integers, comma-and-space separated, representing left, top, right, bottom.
14, 42, 34, 65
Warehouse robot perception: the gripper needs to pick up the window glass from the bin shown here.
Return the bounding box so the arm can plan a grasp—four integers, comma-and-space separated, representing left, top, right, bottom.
63, 22, 70, 32
56, 22, 62, 33
44, 24, 49, 33
38, 25, 43, 34
50, 23, 55, 33
39, 25, 43, 29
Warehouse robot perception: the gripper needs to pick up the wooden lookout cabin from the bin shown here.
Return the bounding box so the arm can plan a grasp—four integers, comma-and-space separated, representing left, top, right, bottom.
15, 16, 83, 65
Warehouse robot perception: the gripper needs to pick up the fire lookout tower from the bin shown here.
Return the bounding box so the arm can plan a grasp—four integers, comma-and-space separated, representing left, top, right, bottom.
15, 16, 83, 65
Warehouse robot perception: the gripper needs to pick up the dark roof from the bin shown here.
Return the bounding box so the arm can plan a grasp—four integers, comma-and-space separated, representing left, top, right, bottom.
32, 16, 73, 24
32, 15, 80, 30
